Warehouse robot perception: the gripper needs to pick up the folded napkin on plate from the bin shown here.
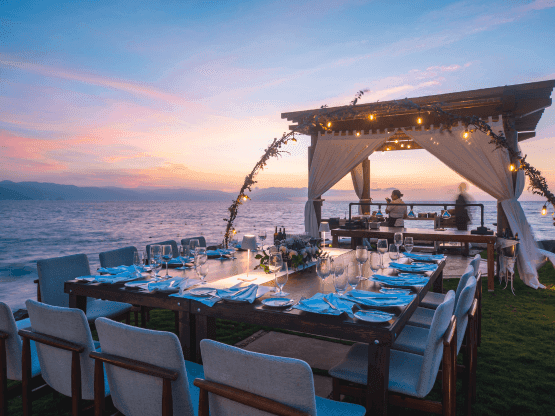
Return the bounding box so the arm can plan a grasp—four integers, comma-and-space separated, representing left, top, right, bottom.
293, 293, 354, 317
346, 290, 415, 307
371, 274, 429, 287
389, 262, 438, 272
145, 278, 184, 292
168, 256, 192, 264
97, 265, 142, 275
217, 284, 259, 302
170, 284, 271, 307
205, 249, 234, 258
77, 274, 136, 284
403, 253, 445, 263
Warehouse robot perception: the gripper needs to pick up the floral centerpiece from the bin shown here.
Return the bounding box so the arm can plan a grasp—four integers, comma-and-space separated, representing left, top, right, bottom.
255, 235, 326, 273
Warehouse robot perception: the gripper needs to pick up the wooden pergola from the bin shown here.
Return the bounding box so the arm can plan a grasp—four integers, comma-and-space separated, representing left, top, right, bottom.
281, 80, 555, 234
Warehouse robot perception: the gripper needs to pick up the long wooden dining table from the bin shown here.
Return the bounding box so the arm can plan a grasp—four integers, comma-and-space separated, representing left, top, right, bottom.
64, 252, 445, 416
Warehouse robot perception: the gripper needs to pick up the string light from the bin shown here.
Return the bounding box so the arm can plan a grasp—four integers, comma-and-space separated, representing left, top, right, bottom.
407, 144, 411, 148
542, 204, 547, 215
400, 144, 404, 147
395, 139, 399, 143
369, 114, 375, 121
509, 163, 516, 172
417, 116, 423, 124
242, 195, 248, 201
356, 131, 360, 136
463, 130, 470, 140
327, 122, 331, 127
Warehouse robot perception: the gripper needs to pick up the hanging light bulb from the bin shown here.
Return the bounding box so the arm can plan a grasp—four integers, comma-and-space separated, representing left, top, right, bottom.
242, 195, 248, 201
509, 163, 516, 172
356, 131, 360, 136
407, 206, 416, 219
407, 144, 411, 149
542, 204, 547, 215
395, 139, 399, 143
442, 206, 451, 219
416, 112, 423, 124
462, 130, 470, 140
400, 143, 404, 148
376, 205, 383, 217
369, 114, 375, 121
327, 122, 332, 127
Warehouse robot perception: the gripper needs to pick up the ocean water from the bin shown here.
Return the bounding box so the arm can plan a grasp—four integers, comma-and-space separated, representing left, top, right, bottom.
1, 200, 554, 301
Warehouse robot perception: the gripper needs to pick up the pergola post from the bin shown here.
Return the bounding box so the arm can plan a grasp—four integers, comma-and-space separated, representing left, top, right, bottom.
497, 116, 519, 237
361, 159, 371, 214
308, 132, 323, 226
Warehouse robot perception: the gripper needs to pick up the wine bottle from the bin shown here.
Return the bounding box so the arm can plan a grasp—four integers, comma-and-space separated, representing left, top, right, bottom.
274, 226, 279, 244
283, 228, 287, 239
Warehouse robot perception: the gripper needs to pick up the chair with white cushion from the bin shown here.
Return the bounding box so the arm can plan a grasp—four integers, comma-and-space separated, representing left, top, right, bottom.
197, 339, 366, 416
99, 246, 138, 268
329, 291, 457, 416
20, 300, 110, 416
181, 237, 207, 249
92, 317, 204, 416
469, 253, 482, 276
393, 277, 479, 414
420, 265, 475, 310
36, 254, 131, 323
0, 302, 44, 416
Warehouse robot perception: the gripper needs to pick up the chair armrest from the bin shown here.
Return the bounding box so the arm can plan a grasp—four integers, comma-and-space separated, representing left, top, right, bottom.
442, 316, 457, 347
89, 351, 179, 381
193, 378, 310, 416
18, 329, 84, 353
33, 279, 39, 284
0, 330, 8, 340
468, 299, 478, 320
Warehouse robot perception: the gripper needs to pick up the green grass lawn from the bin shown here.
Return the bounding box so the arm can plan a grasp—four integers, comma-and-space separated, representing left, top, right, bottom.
7, 261, 555, 415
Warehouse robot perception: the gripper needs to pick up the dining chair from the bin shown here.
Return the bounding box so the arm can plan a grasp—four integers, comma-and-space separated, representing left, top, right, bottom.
36, 254, 131, 323
146, 240, 179, 262
92, 317, 204, 416
420, 265, 474, 310
393, 277, 478, 414
99, 246, 138, 268
469, 254, 482, 277
180, 237, 207, 249
329, 291, 457, 416
0, 302, 44, 416
197, 339, 366, 416
20, 300, 110, 416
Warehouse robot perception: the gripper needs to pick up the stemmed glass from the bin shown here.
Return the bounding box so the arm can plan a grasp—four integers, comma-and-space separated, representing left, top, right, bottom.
198, 263, 209, 284
316, 257, 331, 293
389, 244, 399, 261
194, 252, 208, 282
404, 237, 414, 254
150, 245, 162, 280
161, 245, 173, 279
333, 259, 347, 296
377, 239, 388, 269
258, 229, 267, 252
177, 245, 189, 270
269, 252, 285, 296
347, 262, 359, 291
133, 251, 142, 278
189, 239, 200, 254
369, 252, 381, 277
355, 246, 368, 280
394, 232, 403, 258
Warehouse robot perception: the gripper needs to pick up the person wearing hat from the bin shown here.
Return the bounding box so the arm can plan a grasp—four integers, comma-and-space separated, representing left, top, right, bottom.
385, 189, 407, 227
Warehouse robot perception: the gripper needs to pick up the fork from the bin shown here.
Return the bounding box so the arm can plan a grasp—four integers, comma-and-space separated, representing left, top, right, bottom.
322, 296, 338, 310
285, 296, 306, 311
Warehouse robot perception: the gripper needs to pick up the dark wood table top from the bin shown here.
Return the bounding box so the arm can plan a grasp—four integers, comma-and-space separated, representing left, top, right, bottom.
332, 226, 496, 243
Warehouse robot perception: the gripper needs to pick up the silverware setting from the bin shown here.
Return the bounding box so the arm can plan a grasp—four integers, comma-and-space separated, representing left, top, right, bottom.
322, 296, 338, 310
285, 296, 306, 311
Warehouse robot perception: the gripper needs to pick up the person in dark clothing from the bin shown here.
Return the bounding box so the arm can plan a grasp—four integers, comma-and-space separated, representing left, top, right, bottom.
454, 183, 472, 230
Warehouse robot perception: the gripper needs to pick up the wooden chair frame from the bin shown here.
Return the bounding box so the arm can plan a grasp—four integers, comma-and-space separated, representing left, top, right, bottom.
332, 316, 458, 416
18, 329, 87, 416
89, 351, 178, 416
193, 378, 311, 416
0, 330, 49, 416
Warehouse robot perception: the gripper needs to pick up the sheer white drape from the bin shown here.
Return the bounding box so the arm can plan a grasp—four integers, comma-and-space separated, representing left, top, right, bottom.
404, 118, 544, 288
305, 131, 389, 237
351, 162, 365, 214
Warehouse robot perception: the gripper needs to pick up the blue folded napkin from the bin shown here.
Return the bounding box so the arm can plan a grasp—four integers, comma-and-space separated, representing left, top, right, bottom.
170, 284, 267, 307
403, 253, 445, 262
293, 293, 354, 316
371, 274, 429, 287
168, 256, 193, 264
146, 278, 184, 292
97, 265, 141, 275
346, 290, 415, 307
389, 262, 438, 272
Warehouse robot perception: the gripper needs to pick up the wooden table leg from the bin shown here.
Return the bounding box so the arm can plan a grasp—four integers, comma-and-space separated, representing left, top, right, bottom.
178, 311, 195, 361
195, 316, 217, 364
332, 234, 339, 248
68, 292, 87, 313
366, 340, 391, 416
433, 269, 444, 293
487, 242, 495, 292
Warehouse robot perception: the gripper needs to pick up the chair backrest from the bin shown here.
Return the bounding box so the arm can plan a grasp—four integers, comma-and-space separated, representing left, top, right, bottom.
454, 267, 474, 310
181, 237, 207, 248
200, 339, 318, 416
0, 302, 23, 380
453, 276, 477, 353
99, 246, 138, 268
25, 300, 97, 400
37, 254, 91, 307
416, 290, 456, 397
146, 240, 179, 261
470, 254, 481, 276
95, 317, 195, 416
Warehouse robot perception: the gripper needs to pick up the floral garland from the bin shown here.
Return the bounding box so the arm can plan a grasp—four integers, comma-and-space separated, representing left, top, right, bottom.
223, 91, 555, 247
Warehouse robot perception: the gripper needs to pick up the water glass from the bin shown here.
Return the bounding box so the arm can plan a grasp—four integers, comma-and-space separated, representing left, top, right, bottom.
377, 239, 388, 268
150, 245, 162, 279
177, 245, 189, 270
142, 250, 148, 266
316, 257, 331, 292
189, 239, 200, 253
269, 252, 285, 296
333, 260, 348, 296
198, 263, 209, 284
161, 245, 173, 278
394, 232, 403, 258
355, 245, 368, 280
258, 229, 267, 251
347, 262, 359, 290
404, 237, 414, 253
369, 252, 381, 276
133, 251, 142, 278
389, 244, 399, 261
195, 247, 207, 257
275, 263, 288, 297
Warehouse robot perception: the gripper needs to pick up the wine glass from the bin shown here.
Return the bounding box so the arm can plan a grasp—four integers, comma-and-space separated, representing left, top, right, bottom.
347, 262, 359, 291
142, 250, 148, 267
177, 245, 189, 270
161, 245, 173, 279
389, 244, 399, 261
394, 232, 403, 259
269, 252, 285, 296
258, 229, 267, 251
194, 253, 207, 280
133, 251, 142, 278
355, 246, 368, 280
150, 245, 162, 280
377, 239, 388, 268
333, 259, 348, 296
369, 252, 381, 277
404, 237, 414, 254
198, 263, 209, 284
316, 257, 331, 293
189, 239, 200, 254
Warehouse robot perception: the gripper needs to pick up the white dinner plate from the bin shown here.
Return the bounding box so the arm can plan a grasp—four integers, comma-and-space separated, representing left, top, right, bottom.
187, 288, 216, 297
354, 310, 394, 323
261, 298, 294, 308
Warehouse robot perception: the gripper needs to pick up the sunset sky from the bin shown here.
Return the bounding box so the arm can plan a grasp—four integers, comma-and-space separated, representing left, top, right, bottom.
1, 0, 555, 201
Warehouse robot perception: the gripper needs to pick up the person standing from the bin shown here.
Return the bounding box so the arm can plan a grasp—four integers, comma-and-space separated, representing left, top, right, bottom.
385, 190, 407, 227
454, 182, 472, 230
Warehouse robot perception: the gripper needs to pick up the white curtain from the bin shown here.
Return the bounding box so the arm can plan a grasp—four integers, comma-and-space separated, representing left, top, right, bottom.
404, 118, 544, 288
305, 131, 389, 237
351, 162, 365, 214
